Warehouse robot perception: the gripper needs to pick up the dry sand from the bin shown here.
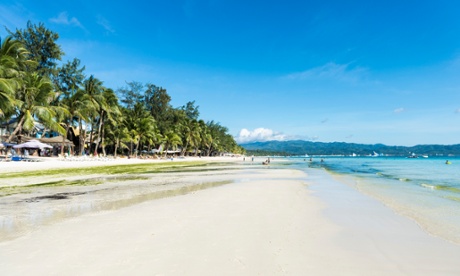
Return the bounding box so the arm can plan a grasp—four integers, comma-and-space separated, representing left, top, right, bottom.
1, 157, 460, 275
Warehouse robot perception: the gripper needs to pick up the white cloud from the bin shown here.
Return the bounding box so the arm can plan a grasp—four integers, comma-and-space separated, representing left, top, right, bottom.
284, 62, 368, 83
50, 12, 84, 29
97, 15, 115, 34
235, 128, 288, 143
393, 107, 405, 114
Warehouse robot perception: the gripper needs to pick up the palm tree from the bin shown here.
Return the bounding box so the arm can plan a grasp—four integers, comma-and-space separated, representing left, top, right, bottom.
0, 36, 31, 117
180, 117, 192, 156
60, 88, 90, 155
200, 131, 212, 156
163, 130, 182, 157
104, 110, 130, 158
82, 75, 104, 154
188, 120, 202, 156
94, 88, 120, 156
133, 116, 156, 157
6, 72, 65, 142
128, 102, 161, 157
142, 127, 162, 154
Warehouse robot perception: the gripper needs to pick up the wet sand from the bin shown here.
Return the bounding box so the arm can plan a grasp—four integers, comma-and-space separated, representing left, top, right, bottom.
1, 158, 460, 275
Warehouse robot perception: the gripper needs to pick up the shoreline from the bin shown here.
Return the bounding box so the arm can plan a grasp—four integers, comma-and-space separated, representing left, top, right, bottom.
1, 159, 460, 274
322, 165, 460, 246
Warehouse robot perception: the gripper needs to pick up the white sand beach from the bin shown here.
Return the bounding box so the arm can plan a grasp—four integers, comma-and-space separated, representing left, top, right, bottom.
1, 157, 460, 275
0, 156, 229, 173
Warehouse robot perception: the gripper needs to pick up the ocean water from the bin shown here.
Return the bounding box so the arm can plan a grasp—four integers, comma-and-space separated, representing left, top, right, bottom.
287, 156, 460, 244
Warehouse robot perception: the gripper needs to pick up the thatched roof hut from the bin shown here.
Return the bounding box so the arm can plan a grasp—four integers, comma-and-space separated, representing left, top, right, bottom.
39, 136, 74, 146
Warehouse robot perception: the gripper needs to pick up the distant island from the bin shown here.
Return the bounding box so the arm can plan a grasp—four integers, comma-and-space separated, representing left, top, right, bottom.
240, 140, 460, 157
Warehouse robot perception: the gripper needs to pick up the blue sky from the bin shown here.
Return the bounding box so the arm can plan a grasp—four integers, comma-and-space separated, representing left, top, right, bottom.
1, 0, 460, 146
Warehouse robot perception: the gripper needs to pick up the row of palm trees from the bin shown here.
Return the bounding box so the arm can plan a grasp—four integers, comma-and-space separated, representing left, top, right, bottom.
0, 35, 245, 157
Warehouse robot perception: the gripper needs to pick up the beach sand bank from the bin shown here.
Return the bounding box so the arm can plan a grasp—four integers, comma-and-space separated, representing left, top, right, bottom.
1, 159, 460, 275
0, 156, 239, 173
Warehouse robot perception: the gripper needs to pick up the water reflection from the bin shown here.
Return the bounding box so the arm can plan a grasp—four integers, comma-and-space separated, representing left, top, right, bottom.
0, 179, 232, 242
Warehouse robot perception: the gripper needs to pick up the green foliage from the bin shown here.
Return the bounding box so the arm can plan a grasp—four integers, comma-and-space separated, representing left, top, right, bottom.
7, 21, 64, 77
0, 36, 33, 117
54, 58, 86, 99
1, 21, 240, 157
7, 72, 66, 140
143, 84, 172, 133
118, 81, 144, 109
181, 100, 200, 120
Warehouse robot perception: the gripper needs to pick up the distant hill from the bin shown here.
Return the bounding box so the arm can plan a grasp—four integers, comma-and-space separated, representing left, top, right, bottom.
240, 140, 460, 156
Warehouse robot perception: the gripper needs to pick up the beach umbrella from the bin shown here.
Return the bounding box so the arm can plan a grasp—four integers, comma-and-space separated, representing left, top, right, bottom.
13, 139, 53, 150
2, 142, 16, 147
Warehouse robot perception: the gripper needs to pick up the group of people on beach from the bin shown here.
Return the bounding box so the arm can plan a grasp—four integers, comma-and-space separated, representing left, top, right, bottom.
242, 155, 271, 165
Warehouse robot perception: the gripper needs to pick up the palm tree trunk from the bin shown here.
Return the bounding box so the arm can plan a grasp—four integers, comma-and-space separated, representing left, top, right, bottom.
101, 126, 106, 156
114, 138, 119, 158
129, 141, 133, 157
89, 117, 94, 155
6, 115, 25, 143
94, 111, 104, 155
79, 118, 84, 155
163, 143, 169, 158
61, 123, 71, 156
135, 138, 140, 157
207, 145, 212, 157
182, 140, 189, 156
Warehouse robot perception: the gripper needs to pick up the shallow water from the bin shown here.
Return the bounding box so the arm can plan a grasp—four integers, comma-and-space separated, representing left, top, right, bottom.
0, 169, 238, 242
287, 156, 460, 244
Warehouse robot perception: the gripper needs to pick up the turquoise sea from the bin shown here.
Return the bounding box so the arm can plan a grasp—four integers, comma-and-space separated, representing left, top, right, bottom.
287, 156, 460, 244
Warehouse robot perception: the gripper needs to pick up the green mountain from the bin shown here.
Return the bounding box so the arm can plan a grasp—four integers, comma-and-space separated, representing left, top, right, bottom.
240, 140, 460, 156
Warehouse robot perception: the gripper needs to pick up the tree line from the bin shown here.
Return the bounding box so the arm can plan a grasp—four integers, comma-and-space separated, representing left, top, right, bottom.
242, 140, 460, 156
0, 21, 245, 157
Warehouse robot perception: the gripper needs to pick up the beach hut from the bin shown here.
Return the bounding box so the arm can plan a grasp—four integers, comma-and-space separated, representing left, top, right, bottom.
39, 136, 75, 156
39, 136, 74, 146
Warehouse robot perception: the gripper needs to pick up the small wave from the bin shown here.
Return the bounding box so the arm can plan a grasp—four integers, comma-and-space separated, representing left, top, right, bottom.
444, 196, 460, 202
399, 178, 410, 182
421, 183, 436, 190
436, 185, 460, 194
375, 172, 396, 179
420, 184, 460, 194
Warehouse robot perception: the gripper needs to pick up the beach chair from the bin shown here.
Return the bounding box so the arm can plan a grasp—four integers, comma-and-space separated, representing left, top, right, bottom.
12, 156, 22, 162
